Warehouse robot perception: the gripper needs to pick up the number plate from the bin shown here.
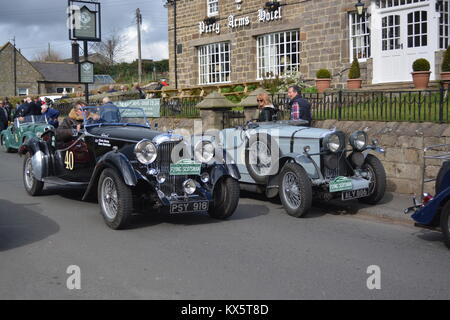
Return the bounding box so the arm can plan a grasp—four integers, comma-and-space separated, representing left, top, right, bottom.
170, 201, 209, 214
342, 188, 369, 201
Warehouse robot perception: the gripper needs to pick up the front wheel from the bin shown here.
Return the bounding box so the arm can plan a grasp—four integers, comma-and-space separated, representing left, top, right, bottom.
278, 163, 312, 217
440, 201, 450, 249
358, 154, 386, 205
1, 134, 13, 153
23, 153, 44, 196
208, 177, 240, 219
98, 168, 134, 230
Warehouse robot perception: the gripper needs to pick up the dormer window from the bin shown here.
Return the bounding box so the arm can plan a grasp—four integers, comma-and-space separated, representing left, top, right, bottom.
207, 0, 219, 17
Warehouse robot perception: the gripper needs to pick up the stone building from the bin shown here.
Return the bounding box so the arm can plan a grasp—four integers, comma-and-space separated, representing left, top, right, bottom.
0, 42, 80, 97
166, 0, 450, 88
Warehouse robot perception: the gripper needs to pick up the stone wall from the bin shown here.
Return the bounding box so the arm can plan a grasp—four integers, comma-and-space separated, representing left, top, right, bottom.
0, 43, 43, 96
167, 0, 367, 88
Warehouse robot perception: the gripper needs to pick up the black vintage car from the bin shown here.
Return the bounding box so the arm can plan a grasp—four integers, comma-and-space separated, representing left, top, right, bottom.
19, 106, 240, 229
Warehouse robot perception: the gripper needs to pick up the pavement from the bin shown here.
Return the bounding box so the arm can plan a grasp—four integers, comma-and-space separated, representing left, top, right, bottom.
1, 150, 450, 300
324, 192, 415, 224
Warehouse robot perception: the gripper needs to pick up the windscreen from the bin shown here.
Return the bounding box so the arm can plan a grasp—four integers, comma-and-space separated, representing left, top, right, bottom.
82, 106, 150, 127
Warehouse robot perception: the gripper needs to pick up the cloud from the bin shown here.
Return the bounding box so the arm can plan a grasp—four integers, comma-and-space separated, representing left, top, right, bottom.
0, 0, 168, 61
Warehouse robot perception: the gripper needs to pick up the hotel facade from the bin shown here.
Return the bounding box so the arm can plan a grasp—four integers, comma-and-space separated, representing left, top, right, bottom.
166, 0, 450, 88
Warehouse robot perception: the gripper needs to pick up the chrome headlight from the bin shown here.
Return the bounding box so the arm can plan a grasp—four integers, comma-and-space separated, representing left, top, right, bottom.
349, 131, 368, 151
134, 139, 157, 165
195, 141, 215, 163
324, 133, 343, 153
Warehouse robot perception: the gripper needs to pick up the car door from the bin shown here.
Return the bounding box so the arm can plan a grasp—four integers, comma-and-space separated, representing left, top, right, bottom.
54, 134, 94, 183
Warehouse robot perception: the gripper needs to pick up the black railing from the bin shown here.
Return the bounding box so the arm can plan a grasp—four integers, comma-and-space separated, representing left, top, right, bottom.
160, 97, 201, 118
272, 88, 450, 123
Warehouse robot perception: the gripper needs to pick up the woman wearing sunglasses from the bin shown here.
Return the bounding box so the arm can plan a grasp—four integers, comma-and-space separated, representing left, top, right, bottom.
256, 93, 277, 122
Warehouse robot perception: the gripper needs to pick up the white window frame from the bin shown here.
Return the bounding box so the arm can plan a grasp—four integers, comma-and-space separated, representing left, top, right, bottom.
56, 87, 74, 94
17, 88, 29, 96
256, 30, 301, 80
377, 0, 427, 9
349, 12, 371, 62
198, 42, 231, 85
440, 0, 450, 49
207, 0, 219, 17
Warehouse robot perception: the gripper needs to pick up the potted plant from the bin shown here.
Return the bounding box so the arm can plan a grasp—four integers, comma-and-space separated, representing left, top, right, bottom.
411, 58, 431, 89
441, 46, 450, 88
347, 57, 362, 89
315, 69, 332, 93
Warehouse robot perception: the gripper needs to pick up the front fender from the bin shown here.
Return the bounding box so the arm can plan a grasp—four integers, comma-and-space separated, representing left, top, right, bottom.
265, 154, 319, 198
209, 163, 240, 186
412, 186, 450, 225
82, 151, 139, 201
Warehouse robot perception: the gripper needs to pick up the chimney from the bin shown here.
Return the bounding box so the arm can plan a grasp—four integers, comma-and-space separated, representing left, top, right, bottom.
72, 42, 80, 63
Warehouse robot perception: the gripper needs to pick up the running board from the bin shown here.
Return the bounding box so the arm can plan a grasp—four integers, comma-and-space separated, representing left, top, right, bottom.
43, 177, 88, 187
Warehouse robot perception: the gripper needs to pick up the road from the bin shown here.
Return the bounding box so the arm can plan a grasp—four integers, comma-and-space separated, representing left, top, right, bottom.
0, 150, 449, 300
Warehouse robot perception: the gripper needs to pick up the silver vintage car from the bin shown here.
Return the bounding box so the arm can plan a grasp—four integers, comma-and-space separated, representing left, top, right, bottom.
218, 120, 386, 217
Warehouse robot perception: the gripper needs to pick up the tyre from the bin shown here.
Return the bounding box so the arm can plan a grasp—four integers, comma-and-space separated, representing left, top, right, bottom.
1, 134, 13, 153
23, 152, 44, 196
278, 163, 312, 217
245, 133, 280, 184
436, 161, 450, 194
440, 201, 450, 249
358, 154, 386, 205
98, 168, 134, 230
208, 177, 240, 219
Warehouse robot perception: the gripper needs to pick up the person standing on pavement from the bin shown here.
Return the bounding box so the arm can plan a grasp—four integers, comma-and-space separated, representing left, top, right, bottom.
287, 85, 312, 126
0, 102, 9, 131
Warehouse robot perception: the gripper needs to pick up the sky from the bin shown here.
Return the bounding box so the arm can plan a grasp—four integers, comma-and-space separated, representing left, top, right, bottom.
0, 0, 169, 62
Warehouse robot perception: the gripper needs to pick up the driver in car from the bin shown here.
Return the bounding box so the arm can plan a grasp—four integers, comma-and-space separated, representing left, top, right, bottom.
56, 101, 98, 142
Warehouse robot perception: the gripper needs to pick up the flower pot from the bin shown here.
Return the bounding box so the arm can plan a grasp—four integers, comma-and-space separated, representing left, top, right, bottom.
441, 71, 450, 89
411, 71, 431, 89
316, 79, 331, 93
347, 79, 362, 90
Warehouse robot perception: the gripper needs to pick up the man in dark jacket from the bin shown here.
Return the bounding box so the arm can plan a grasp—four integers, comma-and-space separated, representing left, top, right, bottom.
0, 102, 9, 131
287, 85, 312, 126
41, 102, 60, 128
13, 99, 31, 119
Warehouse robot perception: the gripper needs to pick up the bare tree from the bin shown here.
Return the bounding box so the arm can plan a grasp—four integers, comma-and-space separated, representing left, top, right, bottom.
91, 30, 128, 65
34, 47, 63, 62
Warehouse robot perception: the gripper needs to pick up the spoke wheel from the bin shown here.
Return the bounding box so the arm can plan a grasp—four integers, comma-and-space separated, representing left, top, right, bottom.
278, 163, 312, 218
98, 168, 133, 230
358, 154, 386, 205
22, 153, 44, 196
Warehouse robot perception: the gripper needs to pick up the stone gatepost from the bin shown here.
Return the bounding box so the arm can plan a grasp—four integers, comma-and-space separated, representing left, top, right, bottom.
196, 91, 235, 131
238, 87, 270, 122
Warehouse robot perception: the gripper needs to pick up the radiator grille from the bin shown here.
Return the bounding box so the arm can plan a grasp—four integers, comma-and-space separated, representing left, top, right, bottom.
149, 141, 188, 195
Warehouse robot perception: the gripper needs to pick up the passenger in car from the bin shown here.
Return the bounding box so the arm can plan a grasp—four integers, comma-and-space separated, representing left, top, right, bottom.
56, 101, 98, 143
257, 93, 277, 122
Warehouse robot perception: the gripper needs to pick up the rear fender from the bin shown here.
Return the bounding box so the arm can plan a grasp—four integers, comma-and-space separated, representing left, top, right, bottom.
412, 186, 450, 225
82, 151, 139, 201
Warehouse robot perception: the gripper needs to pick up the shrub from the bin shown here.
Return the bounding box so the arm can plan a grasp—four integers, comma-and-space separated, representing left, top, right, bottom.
316, 69, 331, 79
232, 85, 245, 92
442, 46, 450, 72
247, 84, 257, 91
221, 87, 232, 94
412, 58, 430, 72
348, 57, 361, 79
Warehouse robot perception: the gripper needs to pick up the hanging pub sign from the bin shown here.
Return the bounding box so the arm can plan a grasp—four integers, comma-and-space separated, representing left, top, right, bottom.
68, 0, 101, 42
79, 61, 94, 83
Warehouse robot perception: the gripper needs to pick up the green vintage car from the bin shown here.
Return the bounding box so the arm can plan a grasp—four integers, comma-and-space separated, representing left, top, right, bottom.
1, 115, 53, 153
